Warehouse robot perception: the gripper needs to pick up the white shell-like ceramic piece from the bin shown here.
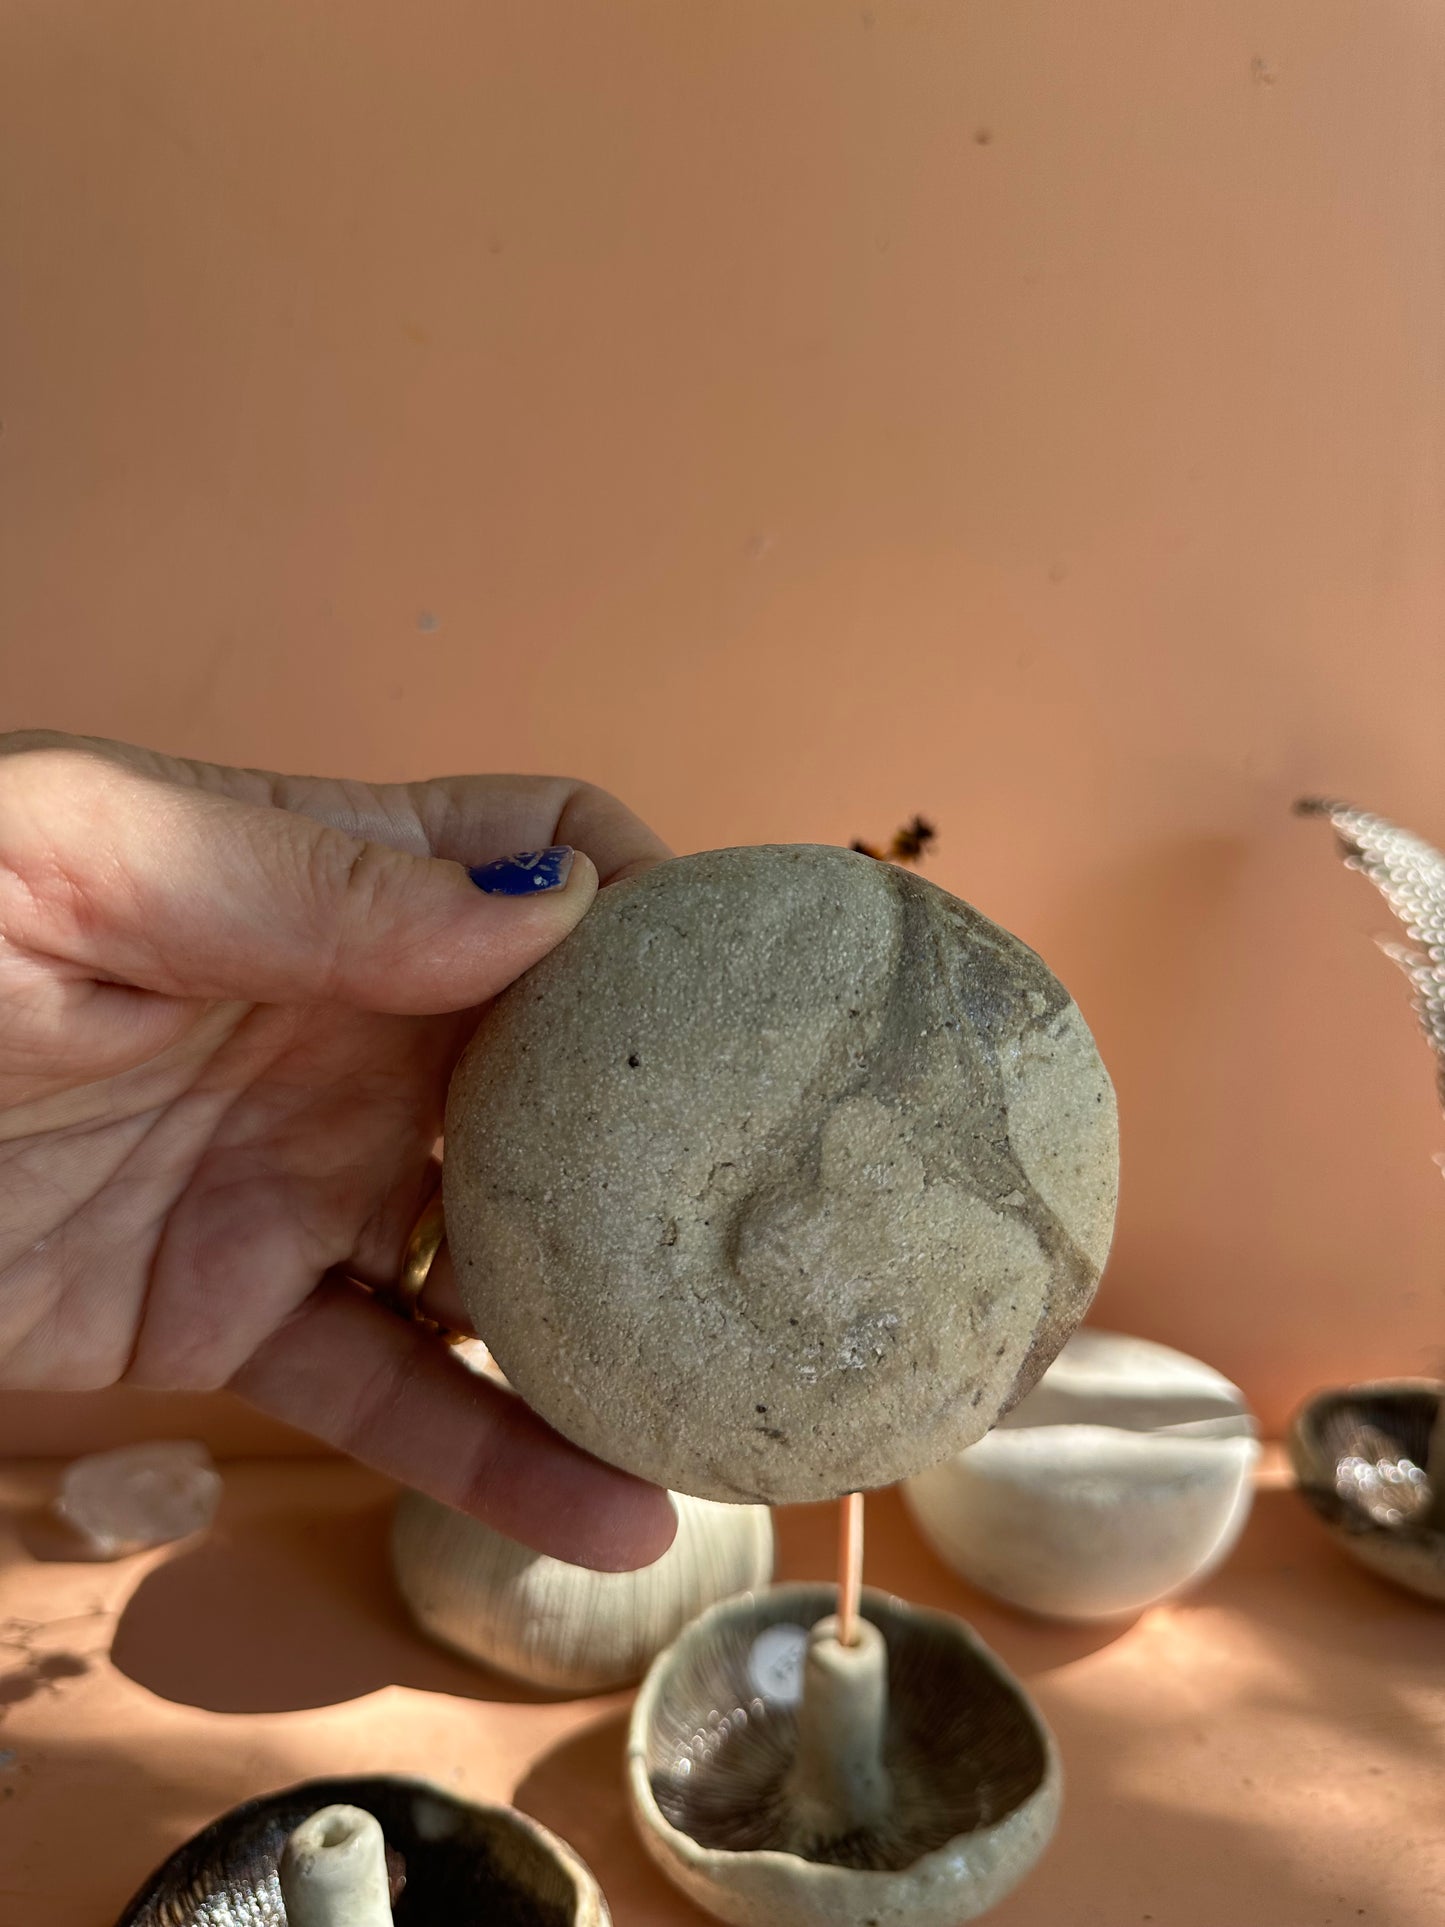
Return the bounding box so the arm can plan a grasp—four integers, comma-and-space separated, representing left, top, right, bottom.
903, 1328, 1259, 1621
392, 1489, 774, 1692
628, 1582, 1060, 1927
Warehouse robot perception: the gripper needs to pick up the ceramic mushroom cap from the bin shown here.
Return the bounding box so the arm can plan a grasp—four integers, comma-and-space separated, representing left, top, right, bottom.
114, 1775, 609, 1926
904, 1329, 1259, 1621
392, 1488, 774, 1692
1289, 1379, 1445, 1604
446, 845, 1118, 1504
628, 1582, 1059, 1927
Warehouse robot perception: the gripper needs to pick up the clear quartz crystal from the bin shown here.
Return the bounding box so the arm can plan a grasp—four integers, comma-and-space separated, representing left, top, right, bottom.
55, 1440, 223, 1557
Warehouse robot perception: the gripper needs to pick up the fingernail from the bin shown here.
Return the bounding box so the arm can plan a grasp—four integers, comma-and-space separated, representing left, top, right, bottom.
468, 846, 575, 895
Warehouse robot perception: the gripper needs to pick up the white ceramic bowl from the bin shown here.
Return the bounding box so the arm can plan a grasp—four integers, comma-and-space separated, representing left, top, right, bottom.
903, 1329, 1259, 1621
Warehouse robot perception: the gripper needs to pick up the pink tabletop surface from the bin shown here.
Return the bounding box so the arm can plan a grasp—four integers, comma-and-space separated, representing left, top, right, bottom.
0, 1457, 1440, 1927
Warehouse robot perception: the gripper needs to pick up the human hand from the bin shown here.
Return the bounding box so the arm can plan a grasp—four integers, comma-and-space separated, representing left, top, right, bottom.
0, 732, 676, 1570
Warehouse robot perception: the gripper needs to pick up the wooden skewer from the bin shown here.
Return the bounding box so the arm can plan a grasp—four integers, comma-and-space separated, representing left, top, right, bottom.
837, 1490, 864, 1648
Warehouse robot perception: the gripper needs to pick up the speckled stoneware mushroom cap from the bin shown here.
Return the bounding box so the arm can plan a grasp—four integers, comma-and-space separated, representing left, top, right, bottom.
115, 1775, 610, 1926
627, 1582, 1060, 1927
1289, 1380, 1445, 1604
445, 845, 1118, 1504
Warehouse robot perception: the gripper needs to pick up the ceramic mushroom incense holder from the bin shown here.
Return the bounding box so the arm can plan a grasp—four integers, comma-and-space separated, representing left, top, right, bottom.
115, 1775, 609, 1925
433, 843, 1117, 1920
392, 1488, 774, 1692
628, 1579, 1059, 1927
1289, 1379, 1445, 1603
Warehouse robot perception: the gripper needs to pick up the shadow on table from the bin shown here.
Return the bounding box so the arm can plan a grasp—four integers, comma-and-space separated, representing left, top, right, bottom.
995, 1759, 1385, 1926
107, 1491, 549, 1714
512, 1694, 1391, 1927
30, 1720, 693, 1927
78, 1478, 1139, 1724
1176, 1482, 1445, 1770
514, 1705, 714, 1927
17, 1680, 1408, 1927
8, 1729, 296, 1927
11, 1474, 1426, 1927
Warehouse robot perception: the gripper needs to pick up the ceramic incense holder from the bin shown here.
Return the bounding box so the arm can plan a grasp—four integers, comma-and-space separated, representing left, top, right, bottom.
1289, 1379, 1445, 1603
628, 1582, 1059, 1927
392, 1488, 774, 1692
446, 845, 1118, 1504
114, 1775, 609, 1926
903, 1329, 1260, 1621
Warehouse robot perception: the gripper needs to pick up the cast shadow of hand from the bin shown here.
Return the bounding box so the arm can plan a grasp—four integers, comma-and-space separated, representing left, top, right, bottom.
106, 1489, 546, 1714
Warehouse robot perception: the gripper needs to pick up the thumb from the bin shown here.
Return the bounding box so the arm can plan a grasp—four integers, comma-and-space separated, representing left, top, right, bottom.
0, 746, 598, 1013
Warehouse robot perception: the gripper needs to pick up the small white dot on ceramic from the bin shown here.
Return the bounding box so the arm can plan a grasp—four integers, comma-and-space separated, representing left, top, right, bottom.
747, 1623, 808, 1704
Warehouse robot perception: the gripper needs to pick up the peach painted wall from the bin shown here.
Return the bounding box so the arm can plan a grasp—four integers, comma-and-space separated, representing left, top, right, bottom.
2, 1, 1443, 1455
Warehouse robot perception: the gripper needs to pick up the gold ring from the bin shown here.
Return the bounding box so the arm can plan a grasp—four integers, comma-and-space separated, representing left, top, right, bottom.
379, 1183, 452, 1335
398, 1190, 447, 1314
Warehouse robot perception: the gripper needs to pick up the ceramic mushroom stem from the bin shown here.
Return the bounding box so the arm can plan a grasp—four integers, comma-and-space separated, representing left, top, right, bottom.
785, 1614, 892, 1846
279, 1806, 393, 1927
781, 1491, 891, 1843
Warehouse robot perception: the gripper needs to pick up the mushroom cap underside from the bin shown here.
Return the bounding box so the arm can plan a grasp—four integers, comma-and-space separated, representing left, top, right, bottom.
115, 1775, 608, 1927
628, 1583, 1059, 1926
1289, 1381, 1445, 1603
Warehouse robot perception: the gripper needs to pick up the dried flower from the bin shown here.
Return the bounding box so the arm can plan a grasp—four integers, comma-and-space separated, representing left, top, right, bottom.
1297, 797, 1445, 1112
850, 816, 937, 868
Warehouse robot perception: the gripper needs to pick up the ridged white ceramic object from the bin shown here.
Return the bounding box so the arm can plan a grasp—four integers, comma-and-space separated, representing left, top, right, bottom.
392, 1489, 774, 1693
903, 1329, 1259, 1621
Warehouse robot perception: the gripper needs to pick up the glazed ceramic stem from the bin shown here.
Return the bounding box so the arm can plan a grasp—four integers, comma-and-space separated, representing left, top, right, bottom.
786, 1612, 893, 1834
279, 1805, 393, 1927
837, 1491, 864, 1648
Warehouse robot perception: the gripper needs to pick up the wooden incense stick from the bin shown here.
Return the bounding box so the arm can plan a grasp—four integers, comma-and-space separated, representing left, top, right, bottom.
837, 1490, 864, 1647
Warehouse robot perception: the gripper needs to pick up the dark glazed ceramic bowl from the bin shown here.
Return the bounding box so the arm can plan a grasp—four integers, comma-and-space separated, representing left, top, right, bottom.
1289, 1380, 1445, 1604
628, 1583, 1059, 1927
114, 1775, 609, 1926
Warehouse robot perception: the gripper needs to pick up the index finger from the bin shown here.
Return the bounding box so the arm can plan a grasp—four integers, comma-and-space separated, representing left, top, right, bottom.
0, 739, 675, 889
402, 774, 673, 886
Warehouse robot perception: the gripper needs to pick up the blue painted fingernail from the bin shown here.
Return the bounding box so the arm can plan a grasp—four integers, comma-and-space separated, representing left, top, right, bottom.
468, 846, 575, 895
